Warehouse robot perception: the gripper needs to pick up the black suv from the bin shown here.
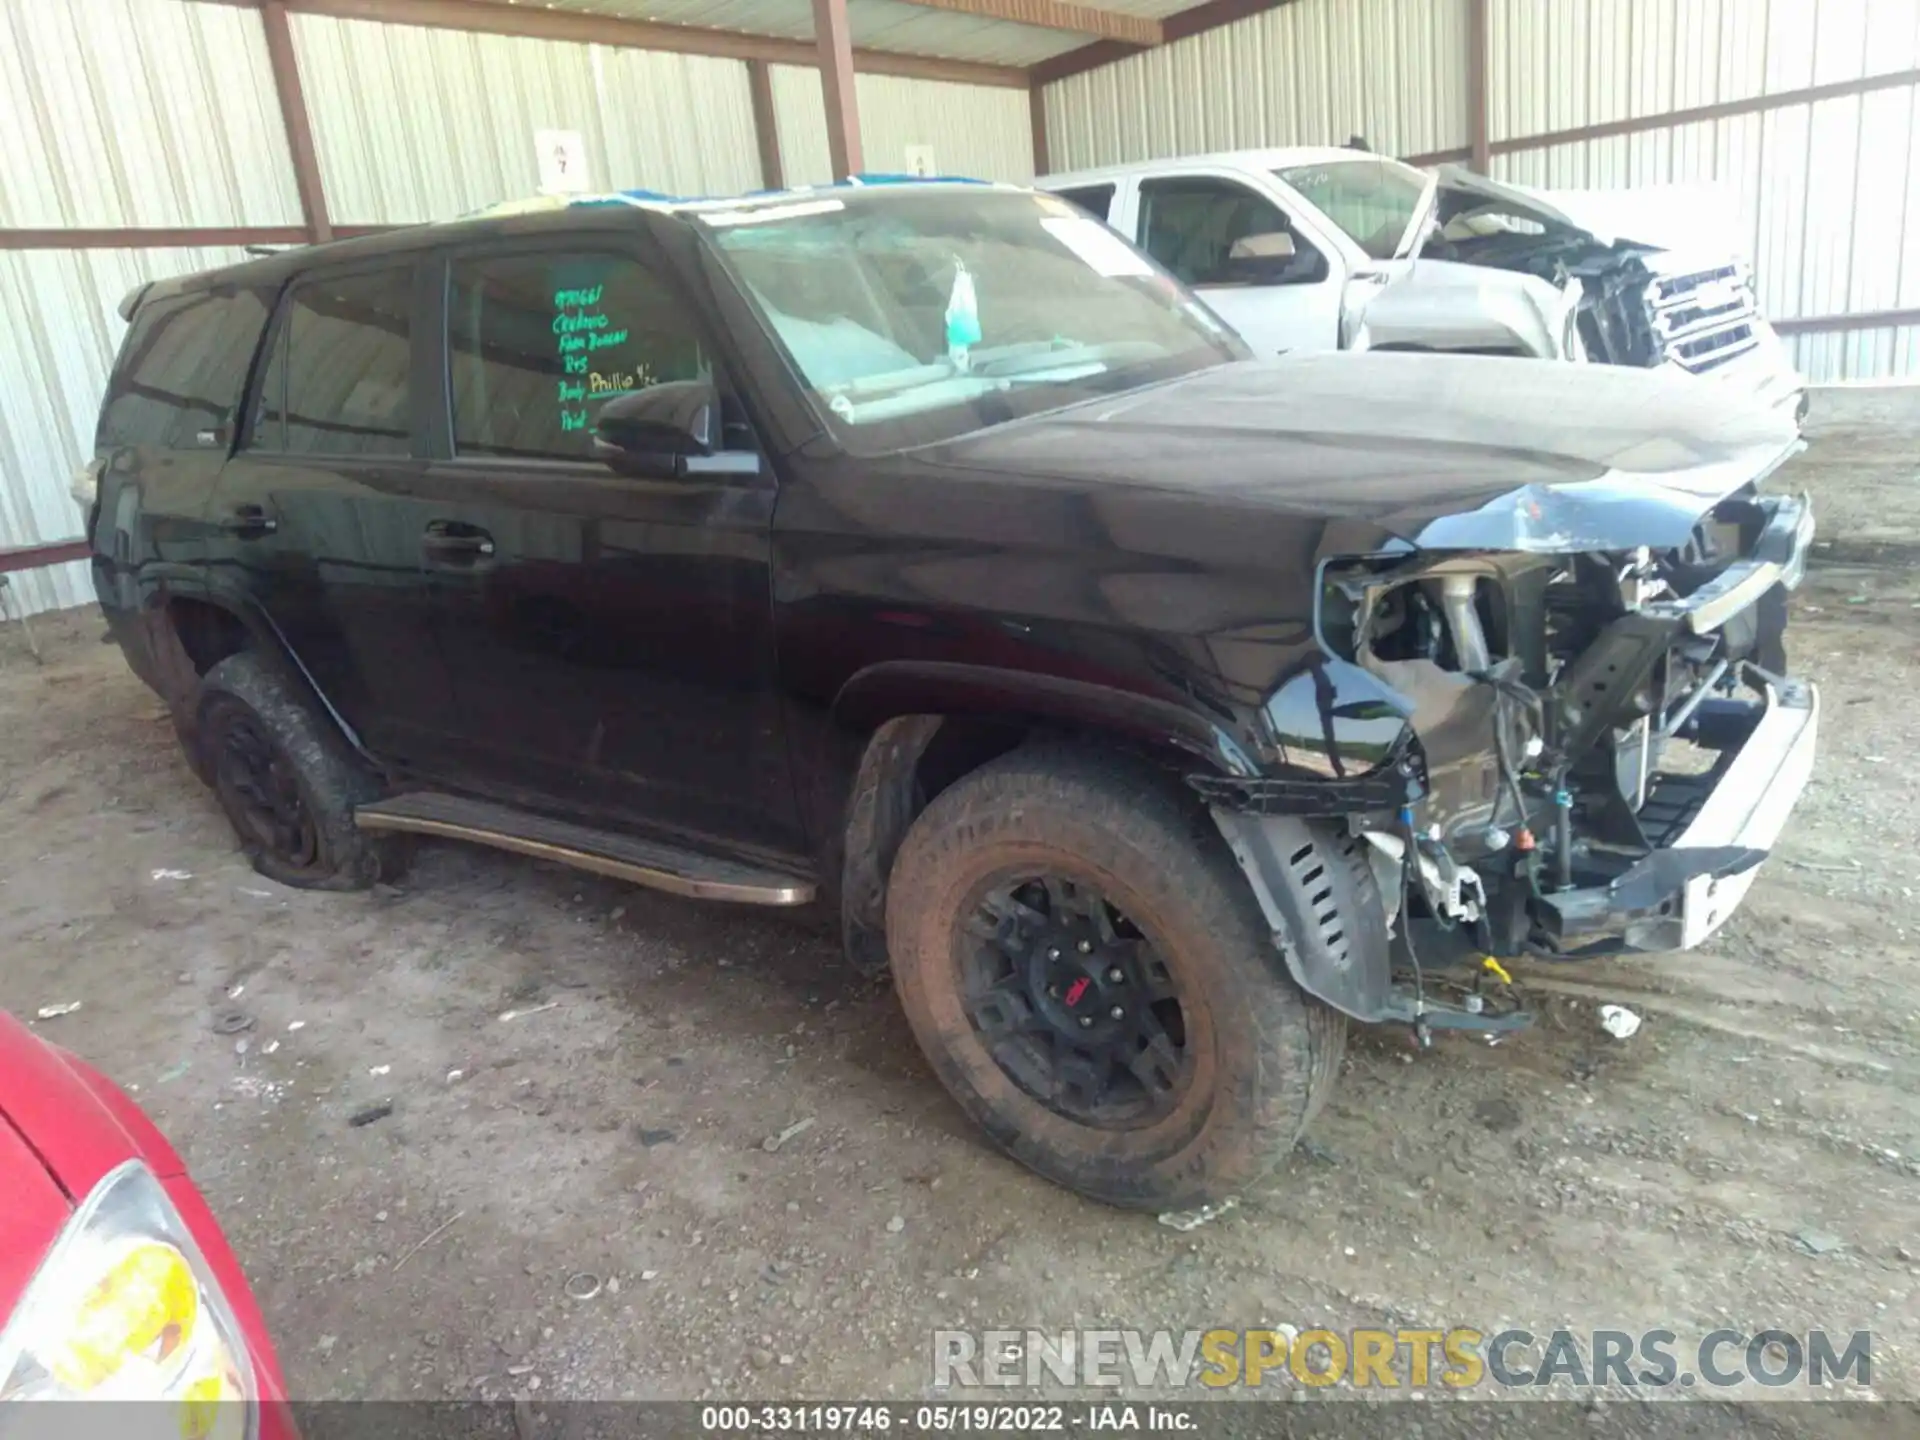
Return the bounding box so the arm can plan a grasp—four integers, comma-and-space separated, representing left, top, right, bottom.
86, 181, 1819, 1211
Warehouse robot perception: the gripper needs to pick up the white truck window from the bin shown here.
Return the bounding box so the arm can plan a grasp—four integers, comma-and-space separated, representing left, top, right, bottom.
1050, 184, 1117, 224
1136, 177, 1327, 287
1276, 158, 1426, 260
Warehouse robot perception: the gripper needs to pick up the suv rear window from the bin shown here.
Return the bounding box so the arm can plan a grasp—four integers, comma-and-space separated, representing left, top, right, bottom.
98, 286, 271, 449
252, 266, 415, 456
446, 250, 706, 462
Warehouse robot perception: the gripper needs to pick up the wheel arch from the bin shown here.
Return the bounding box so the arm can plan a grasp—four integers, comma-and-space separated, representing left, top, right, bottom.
831, 661, 1258, 976
830, 661, 1260, 777
147, 579, 373, 767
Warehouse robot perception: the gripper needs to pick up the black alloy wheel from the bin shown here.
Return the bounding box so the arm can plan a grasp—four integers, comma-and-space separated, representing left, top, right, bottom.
959, 873, 1192, 1129
192, 652, 401, 890
211, 710, 321, 870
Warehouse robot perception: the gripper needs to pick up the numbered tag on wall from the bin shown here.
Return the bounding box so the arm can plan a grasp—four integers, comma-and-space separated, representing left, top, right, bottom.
536, 129, 591, 195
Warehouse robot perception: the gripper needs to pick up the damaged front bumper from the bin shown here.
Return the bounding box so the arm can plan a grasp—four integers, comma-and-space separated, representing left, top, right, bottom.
1533, 669, 1818, 952
1205, 488, 1821, 1027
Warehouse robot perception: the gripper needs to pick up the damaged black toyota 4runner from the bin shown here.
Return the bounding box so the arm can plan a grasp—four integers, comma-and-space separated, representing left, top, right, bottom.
84, 181, 1818, 1211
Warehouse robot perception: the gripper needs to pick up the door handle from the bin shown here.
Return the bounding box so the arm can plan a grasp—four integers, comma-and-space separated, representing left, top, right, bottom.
422, 520, 495, 559
217, 504, 277, 537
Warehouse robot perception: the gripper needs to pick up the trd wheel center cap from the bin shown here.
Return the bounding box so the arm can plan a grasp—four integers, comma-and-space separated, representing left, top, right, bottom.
1027, 925, 1130, 1041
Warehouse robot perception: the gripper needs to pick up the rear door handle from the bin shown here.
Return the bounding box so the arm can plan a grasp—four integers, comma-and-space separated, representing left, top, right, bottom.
422, 520, 495, 560
217, 504, 277, 537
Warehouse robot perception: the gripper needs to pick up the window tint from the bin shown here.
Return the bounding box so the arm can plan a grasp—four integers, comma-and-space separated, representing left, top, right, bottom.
1051, 184, 1116, 222
1137, 178, 1323, 287
448, 251, 705, 461
254, 267, 414, 456
99, 286, 271, 449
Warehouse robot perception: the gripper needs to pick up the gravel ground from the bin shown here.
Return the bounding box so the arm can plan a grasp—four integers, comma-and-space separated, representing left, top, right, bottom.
1, 409, 1915, 1434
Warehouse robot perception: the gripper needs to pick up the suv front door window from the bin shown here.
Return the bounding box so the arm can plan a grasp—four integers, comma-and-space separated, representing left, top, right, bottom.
1134, 175, 1343, 356
422, 245, 802, 853
446, 252, 710, 461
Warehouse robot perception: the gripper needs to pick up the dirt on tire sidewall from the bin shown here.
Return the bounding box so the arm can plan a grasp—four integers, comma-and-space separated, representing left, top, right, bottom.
886, 749, 1343, 1212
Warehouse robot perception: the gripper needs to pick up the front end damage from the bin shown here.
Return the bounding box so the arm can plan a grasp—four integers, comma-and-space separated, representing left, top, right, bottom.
1417, 169, 1806, 421
1204, 478, 1819, 1034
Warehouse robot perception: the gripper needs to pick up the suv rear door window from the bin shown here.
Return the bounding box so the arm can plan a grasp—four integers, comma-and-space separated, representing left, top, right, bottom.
99, 286, 271, 449
253, 267, 415, 456
446, 251, 705, 462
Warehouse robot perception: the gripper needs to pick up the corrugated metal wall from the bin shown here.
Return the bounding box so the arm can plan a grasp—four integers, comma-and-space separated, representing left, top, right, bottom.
768, 64, 1034, 185
291, 14, 764, 223
0, 0, 298, 615
1043, 0, 1472, 171
1042, 0, 1920, 383
0, 0, 301, 228
7, 0, 1918, 617
0, 245, 252, 613
1486, 0, 1920, 381
0, 1, 1031, 617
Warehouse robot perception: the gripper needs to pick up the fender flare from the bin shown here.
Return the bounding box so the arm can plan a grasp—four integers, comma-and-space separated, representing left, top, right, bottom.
830, 663, 1262, 976
146, 573, 374, 765
829, 660, 1262, 779
839, 714, 946, 977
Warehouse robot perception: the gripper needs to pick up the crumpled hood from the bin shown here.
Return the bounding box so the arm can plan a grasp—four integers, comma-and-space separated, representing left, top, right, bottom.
1435, 164, 1744, 255
921, 351, 1800, 553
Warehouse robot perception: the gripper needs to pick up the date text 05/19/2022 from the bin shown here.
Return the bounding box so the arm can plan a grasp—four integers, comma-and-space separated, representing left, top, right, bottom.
699, 1403, 1194, 1432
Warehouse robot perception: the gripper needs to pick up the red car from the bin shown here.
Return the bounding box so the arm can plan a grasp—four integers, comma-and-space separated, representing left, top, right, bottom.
0, 1008, 291, 1436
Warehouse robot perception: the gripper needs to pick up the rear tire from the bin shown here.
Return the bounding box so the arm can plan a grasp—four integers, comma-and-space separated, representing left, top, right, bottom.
195, 652, 404, 890
885, 747, 1344, 1211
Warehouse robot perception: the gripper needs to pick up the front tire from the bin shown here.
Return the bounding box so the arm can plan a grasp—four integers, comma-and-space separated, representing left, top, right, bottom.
195, 652, 403, 890
885, 747, 1344, 1211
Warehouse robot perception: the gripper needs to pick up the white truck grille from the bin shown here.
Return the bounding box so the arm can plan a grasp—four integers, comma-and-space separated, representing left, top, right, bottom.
1643, 260, 1762, 374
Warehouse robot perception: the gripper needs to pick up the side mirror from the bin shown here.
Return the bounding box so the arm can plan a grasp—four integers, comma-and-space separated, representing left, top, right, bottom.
592, 382, 716, 476
1222, 231, 1324, 286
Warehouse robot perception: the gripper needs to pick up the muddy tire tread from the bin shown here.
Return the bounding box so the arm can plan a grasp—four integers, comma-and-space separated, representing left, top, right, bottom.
196, 652, 403, 891
886, 744, 1345, 1210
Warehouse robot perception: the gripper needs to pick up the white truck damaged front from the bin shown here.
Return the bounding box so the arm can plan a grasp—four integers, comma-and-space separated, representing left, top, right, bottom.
1209, 438, 1818, 1038
1417, 167, 1807, 420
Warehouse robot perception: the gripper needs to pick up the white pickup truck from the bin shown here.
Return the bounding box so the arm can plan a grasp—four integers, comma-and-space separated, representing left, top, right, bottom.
1037, 148, 1805, 420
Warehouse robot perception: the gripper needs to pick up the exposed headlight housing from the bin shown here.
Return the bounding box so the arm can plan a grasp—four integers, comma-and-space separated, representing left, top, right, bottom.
0, 1161, 254, 1438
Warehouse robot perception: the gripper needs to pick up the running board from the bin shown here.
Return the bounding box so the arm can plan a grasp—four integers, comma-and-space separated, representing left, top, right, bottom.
353, 792, 815, 906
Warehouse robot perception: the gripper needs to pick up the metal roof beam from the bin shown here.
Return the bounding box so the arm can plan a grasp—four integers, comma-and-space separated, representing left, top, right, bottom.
897, 0, 1159, 47
210, 0, 1029, 88
813, 0, 864, 179
1029, 0, 1291, 85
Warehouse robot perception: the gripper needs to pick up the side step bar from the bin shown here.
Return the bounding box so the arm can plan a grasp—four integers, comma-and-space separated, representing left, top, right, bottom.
354, 792, 815, 907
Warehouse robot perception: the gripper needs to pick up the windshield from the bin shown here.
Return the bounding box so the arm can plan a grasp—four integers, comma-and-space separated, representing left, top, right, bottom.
1277, 158, 1430, 260
699, 188, 1242, 451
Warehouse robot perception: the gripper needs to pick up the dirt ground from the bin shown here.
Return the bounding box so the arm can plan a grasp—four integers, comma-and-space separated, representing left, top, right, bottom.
2, 409, 1916, 1432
